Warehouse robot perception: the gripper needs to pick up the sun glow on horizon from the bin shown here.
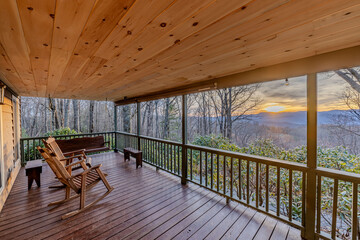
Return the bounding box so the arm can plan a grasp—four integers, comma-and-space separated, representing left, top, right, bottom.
264, 105, 286, 113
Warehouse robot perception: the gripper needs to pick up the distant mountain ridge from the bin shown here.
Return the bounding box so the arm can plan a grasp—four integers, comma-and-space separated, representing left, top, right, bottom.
249, 110, 356, 127
188, 110, 358, 127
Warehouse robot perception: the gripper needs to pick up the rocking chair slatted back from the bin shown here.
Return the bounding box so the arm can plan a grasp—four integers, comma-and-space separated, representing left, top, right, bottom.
37, 147, 77, 190
42, 137, 66, 165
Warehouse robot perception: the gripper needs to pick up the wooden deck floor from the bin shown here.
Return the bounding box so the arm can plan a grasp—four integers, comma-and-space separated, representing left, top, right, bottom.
0, 152, 302, 240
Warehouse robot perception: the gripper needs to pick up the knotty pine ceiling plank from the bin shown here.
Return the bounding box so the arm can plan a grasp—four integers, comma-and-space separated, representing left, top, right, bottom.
16, 0, 56, 97
94, 0, 360, 99
53, 0, 136, 98
66, 0, 178, 96
0, 0, 37, 95
46, 0, 97, 97
104, 21, 360, 101
0, 43, 22, 94
69, 0, 217, 97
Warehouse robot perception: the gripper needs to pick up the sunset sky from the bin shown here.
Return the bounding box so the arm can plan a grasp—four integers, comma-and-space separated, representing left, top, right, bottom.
255, 71, 352, 114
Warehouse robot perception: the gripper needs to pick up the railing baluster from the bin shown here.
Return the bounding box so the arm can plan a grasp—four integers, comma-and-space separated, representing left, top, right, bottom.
230, 157, 233, 198
148, 139, 151, 162
150, 140, 153, 164
190, 148, 193, 180
277, 166, 280, 216
211, 153, 214, 189
200, 151, 202, 185
239, 159, 242, 200
217, 154, 220, 192
168, 144, 171, 171
331, 179, 339, 239
157, 141, 159, 166
289, 169, 293, 221
256, 162, 259, 208
223, 156, 226, 195
247, 160, 250, 204
178, 146, 180, 175
162, 142, 165, 168
302, 171, 306, 230
316, 175, 321, 234
205, 152, 208, 187
168, 143, 171, 171
266, 164, 269, 212
20, 140, 24, 165
170, 144, 173, 172
166, 142, 169, 168
27, 140, 30, 162
33, 139, 35, 160
352, 183, 358, 240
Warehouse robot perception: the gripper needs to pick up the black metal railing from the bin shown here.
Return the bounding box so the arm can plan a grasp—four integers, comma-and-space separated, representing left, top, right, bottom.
20, 131, 116, 165
21, 130, 358, 238
115, 131, 307, 231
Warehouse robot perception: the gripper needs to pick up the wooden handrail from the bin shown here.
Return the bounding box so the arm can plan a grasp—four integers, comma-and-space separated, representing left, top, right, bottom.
186, 144, 308, 172
316, 167, 360, 183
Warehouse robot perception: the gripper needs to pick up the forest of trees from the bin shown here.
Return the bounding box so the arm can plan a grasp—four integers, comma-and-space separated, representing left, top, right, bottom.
21, 98, 115, 137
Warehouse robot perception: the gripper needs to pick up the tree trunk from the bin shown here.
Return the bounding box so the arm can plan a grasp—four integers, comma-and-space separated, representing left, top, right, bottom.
44, 98, 48, 133
226, 88, 232, 140
64, 99, 70, 127
89, 100, 95, 133
155, 100, 159, 138
48, 97, 60, 130
163, 98, 170, 139
122, 104, 130, 132
73, 99, 80, 132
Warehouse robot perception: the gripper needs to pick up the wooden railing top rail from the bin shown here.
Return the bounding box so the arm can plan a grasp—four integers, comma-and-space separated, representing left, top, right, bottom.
139, 135, 182, 146
186, 144, 308, 172
316, 167, 360, 183
21, 131, 115, 141
115, 131, 137, 137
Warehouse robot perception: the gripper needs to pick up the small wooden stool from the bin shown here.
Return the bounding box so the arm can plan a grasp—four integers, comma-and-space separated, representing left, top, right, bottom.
25, 160, 42, 190
124, 147, 142, 168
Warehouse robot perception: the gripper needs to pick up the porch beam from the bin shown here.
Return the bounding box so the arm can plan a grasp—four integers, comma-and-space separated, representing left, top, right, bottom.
137, 102, 141, 150
113, 104, 118, 152
181, 95, 187, 185
115, 45, 360, 106
305, 73, 317, 240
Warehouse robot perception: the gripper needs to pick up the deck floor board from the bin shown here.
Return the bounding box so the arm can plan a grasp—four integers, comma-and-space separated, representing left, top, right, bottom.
0, 152, 301, 240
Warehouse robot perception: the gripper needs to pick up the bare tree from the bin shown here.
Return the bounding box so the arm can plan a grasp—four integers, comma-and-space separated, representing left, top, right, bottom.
73, 99, 79, 132
89, 100, 95, 133
335, 68, 360, 93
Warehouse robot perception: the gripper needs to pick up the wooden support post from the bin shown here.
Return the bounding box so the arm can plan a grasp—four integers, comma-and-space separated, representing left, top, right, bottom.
181, 95, 188, 185
137, 102, 141, 151
114, 104, 118, 152
305, 73, 317, 240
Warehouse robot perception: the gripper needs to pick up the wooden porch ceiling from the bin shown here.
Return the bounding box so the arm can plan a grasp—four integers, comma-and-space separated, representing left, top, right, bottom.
0, 0, 360, 101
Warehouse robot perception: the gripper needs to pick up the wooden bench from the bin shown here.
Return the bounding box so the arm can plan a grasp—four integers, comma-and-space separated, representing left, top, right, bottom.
25, 160, 42, 190
55, 136, 110, 156
124, 148, 142, 168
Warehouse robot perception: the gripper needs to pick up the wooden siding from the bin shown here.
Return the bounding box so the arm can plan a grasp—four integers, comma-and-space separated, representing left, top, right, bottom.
0, 152, 301, 239
0, 96, 21, 212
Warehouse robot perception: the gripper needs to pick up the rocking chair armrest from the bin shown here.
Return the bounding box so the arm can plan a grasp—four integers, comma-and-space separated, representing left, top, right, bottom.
70, 164, 102, 178
64, 159, 86, 169
63, 149, 86, 156
59, 154, 85, 161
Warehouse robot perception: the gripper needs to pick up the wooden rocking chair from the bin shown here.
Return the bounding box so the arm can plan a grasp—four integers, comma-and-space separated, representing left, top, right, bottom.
37, 147, 114, 219
42, 137, 90, 189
